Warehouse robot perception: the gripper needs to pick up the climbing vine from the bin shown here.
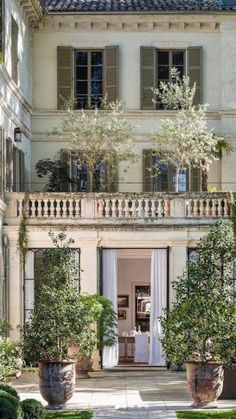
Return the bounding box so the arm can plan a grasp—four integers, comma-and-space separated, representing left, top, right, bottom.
17, 193, 29, 267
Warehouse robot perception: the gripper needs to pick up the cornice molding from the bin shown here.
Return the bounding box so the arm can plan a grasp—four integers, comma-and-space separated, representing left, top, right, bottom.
18, 0, 43, 26
0, 66, 32, 115
38, 14, 221, 32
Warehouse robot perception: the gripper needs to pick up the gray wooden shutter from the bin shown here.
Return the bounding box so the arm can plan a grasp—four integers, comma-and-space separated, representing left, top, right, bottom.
104, 46, 119, 103
0, 0, 5, 63
60, 149, 71, 191
190, 166, 201, 192
140, 47, 156, 110
11, 18, 18, 84
168, 165, 175, 192
57, 47, 73, 110
20, 150, 25, 192
6, 137, 13, 192
187, 47, 202, 105
143, 149, 154, 192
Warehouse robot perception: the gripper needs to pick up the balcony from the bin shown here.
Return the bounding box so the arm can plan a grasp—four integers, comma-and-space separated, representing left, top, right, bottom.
3, 192, 232, 228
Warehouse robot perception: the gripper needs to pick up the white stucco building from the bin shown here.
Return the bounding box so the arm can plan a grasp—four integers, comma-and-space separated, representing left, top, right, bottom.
1, 0, 236, 366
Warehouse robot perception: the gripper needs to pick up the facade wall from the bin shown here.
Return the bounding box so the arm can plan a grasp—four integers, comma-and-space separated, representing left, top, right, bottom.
31, 14, 236, 192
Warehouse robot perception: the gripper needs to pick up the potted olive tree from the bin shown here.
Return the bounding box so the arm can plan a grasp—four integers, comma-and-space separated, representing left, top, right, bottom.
160, 219, 236, 408
21, 231, 97, 408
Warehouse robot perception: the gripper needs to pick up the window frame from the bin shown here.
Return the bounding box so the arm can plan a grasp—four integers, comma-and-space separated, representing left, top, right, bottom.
156, 48, 186, 109
74, 49, 104, 110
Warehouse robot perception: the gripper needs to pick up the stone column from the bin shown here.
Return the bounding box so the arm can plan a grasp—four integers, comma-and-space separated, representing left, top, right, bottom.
169, 243, 188, 304
8, 241, 22, 339
80, 242, 99, 294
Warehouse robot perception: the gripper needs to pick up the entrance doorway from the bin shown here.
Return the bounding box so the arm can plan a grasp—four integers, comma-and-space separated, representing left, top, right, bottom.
101, 248, 168, 368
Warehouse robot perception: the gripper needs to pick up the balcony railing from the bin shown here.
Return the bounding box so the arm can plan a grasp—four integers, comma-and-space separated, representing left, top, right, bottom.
4, 192, 231, 226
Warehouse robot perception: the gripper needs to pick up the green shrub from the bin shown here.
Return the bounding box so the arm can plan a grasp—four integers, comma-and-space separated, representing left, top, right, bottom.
0, 337, 22, 382
0, 397, 18, 419
21, 398, 45, 419
0, 384, 20, 400
0, 389, 23, 418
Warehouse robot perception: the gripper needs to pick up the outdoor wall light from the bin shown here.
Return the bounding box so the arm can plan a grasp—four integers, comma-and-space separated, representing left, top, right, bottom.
14, 127, 22, 143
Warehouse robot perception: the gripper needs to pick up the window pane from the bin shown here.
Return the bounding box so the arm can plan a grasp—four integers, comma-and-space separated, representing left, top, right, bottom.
91, 66, 103, 81
91, 51, 103, 65
76, 66, 87, 80
91, 81, 103, 95
93, 161, 107, 192
175, 66, 184, 78
75, 51, 88, 65
75, 96, 88, 109
76, 81, 87, 94
76, 163, 88, 191
158, 51, 169, 65
158, 66, 169, 80
172, 51, 184, 66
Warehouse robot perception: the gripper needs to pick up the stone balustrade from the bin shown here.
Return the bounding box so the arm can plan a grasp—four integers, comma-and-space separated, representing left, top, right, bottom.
4, 192, 232, 225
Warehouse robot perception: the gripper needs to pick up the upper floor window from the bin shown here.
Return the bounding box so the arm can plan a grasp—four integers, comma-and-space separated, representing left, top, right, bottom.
60, 150, 117, 193
75, 50, 103, 110
57, 46, 119, 110
11, 17, 18, 84
140, 46, 202, 110
5, 138, 25, 192
143, 150, 201, 192
157, 50, 185, 109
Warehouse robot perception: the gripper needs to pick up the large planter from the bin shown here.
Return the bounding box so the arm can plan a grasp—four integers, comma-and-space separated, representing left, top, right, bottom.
186, 361, 224, 408
75, 356, 93, 378
38, 360, 75, 408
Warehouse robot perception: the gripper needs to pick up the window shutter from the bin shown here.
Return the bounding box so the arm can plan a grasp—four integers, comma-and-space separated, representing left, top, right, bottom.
57, 47, 73, 110
11, 18, 18, 84
6, 138, 13, 192
190, 166, 201, 192
20, 150, 25, 192
143, 149, 154, 192
60, 149, 71, 191
140, 47, 156, 110
104, 45, 119, 103
168, 165, 175, 192
107, 162, 118, 193
187, 47, 202, 105
0, 0, 5, 63
0, 127, 3, 196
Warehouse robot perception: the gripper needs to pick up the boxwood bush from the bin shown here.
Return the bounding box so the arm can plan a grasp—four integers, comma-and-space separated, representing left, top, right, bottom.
0, 389, 22, 418
21, 398, 45, 419
0, 384, 20, 400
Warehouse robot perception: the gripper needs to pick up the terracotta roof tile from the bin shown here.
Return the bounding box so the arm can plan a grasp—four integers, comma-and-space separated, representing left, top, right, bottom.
42, 0, 236, 13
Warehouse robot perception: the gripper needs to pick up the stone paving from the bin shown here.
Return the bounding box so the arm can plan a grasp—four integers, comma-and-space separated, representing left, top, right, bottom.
12, 369, 236, 419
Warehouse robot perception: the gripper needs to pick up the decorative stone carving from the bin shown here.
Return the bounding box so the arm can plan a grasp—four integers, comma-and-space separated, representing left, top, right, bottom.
186, 361, 224, 408
38, 361, 75, 408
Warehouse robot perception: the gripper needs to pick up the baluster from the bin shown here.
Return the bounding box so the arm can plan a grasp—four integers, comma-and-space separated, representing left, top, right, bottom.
204, 199, 210, 217
31, 199, 37, 217
150, 199, 156, 217
143, 199, 148, 218
124, 199, 130, 217
117, 199, 123, 218
67, 199, 73, 217
111, 199, 117, 217
210, 199, 216, 217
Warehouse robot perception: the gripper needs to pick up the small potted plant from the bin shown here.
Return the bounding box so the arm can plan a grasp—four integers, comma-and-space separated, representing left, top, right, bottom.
160, 219, 236, 408
21, 231, 96, 408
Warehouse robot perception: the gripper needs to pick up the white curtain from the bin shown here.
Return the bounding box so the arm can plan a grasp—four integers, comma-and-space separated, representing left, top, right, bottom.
102, 249, 118, 368
149, 249, 167, 366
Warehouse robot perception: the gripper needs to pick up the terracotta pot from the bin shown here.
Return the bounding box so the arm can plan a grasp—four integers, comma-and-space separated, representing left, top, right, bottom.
76, 356, 93, 378
186, 361, 224, 408
38, 360, 75, 408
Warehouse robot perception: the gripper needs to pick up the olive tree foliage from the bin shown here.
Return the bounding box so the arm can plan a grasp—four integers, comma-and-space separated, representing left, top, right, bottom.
54, 99, 136, 191
160, 219, 236, 366
151, 69, 230, 192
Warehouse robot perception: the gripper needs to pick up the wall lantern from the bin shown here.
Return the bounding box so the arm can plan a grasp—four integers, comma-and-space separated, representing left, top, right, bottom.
14, 127, 22, 143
